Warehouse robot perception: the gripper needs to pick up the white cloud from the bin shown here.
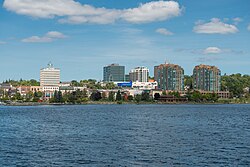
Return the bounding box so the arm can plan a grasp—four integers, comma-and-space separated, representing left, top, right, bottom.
3, 0, 107, 18
175, 47, 243, 55
46, 31, 66, 38
21, 36, 53, 43
248, 24, 250, 31
203, 47, 222, 54
0, 41, 7, 44
156, 28, 173, 36
58, 12, 119, 24
22, 31, 66, 43
202, 46, 243, 55
3, 0, 182, 24
121, 1, 182, 23
193, 18, 238, 34
233, 17, 242, 24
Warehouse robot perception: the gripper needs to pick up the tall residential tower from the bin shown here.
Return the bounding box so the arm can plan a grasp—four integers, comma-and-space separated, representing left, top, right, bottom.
193, 64, 221, 92
129, 66, 149, 82
40, 62, 60, 98
154, 63, 184, 91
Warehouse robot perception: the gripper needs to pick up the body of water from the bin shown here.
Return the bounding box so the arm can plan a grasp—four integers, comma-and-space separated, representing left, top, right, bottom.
0, 104, 250, 166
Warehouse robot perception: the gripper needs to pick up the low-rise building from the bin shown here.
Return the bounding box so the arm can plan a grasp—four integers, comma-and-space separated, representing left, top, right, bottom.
132, 81, 157, 90
43, 86, 59, 99
17, 86, 31, 96
0, 83, 15, 98
198, 90, 230, 99
30, 86, 42, 93
59, 86, 89, 96
59, 82, 71, 87
59, 86, 75, 95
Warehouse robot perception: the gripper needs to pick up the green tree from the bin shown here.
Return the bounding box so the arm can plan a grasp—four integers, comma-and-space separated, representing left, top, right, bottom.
33, 91, 40, 102
134, 94, 141, 103
168, 91, 180, 98
13, 93, 22, 101
162, 91, 167, 95
141, 92, 150, 101
127, 95, 133, 101
58, 91, 63, 103
104, 82, 116, 89
82, 89, 88, 98
184, 75, 193, 89
71, 80, 80, 87
154, 93, 160, 100
221, 74, 250, 97
90, 91, 102, 101
25, 91, 33, 102
108, 92, 115, 101
116, 90, 122, 101
190, 91, 202, 102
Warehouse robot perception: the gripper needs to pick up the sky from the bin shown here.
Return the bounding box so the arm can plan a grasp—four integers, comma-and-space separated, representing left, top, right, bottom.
0, 0, 250, 82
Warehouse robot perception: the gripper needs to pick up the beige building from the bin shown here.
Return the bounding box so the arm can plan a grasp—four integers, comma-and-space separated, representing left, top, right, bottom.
40, 62, 60, 87
16, 86, 31, 96
30, 86, 42, 93
129, 66, 149, 82
40, 62, 60, 99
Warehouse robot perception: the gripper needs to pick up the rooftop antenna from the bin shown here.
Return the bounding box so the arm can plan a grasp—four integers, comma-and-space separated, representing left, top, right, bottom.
48, 61, 53, 68
165, 59, 170, 64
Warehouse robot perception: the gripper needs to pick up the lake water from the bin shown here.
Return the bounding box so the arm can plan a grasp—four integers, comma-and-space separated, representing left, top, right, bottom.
0, 104, 250, 166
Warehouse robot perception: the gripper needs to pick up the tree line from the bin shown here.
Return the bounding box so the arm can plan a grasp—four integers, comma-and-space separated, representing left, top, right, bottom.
49, 89, 152, 104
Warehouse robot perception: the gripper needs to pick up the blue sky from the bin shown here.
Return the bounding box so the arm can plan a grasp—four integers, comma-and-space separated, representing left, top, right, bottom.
0, 0, 250, 82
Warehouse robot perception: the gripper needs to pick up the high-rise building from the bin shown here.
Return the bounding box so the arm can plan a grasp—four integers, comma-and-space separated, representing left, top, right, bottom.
129, 66, 149, 82
125, 74, 130, 82
40, 62, 60, 87
154, 63, 184, 91
103, 64, 125, 82
40, 62, 60, 98
193, 64, 221, 92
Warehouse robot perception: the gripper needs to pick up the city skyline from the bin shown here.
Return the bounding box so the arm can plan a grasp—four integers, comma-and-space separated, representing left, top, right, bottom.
0, 0, 250, 81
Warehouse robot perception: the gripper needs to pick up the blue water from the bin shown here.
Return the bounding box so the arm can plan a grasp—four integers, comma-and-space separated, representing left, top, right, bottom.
0, 104, 250, 166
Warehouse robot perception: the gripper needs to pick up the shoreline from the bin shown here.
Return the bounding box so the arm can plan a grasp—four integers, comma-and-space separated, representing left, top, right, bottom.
1, 101, 249, 106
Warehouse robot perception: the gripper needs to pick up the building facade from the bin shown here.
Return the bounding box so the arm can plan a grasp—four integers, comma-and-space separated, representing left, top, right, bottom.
40, 62, 60, 87
132, 81, 157, 90
154, 63, 184, 91
125, 74, 130, 82
40, 63, 60, 98
193, 64, 221, 92
103, 64, 125, 82
129, 66, 149, 82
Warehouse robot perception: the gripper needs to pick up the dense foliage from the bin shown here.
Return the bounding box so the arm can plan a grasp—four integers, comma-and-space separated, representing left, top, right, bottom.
3, 79, 40, 86
184, 74, 250, 97
221, 74, 250, 97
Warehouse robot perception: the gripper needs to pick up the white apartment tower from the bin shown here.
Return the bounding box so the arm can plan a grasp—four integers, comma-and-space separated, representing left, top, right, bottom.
129, 66, 149, 82
40, 63, 60, 97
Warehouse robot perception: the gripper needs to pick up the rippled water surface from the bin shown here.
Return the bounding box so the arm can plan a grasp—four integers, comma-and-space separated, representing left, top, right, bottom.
0, 104, 250, 166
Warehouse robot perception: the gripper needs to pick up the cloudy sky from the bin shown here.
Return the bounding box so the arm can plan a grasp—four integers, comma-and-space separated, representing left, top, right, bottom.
0, 0, 250, 81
